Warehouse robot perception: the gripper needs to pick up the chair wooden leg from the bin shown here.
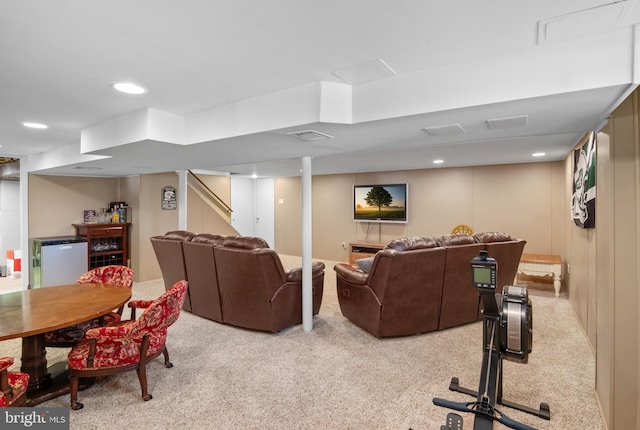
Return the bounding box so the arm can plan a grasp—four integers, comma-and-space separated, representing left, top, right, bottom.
162, 346, 173, 368
136, 364, 152, 401
69, 375, 84, 410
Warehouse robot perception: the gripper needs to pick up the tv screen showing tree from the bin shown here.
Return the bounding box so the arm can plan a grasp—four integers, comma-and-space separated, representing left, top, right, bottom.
353, 184, 408, 223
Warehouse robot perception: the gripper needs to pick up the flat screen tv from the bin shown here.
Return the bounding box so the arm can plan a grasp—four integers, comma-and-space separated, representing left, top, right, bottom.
353, 184, 408, 223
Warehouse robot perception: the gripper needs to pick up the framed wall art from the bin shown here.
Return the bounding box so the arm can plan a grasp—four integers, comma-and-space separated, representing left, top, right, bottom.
161, 186, 177, 210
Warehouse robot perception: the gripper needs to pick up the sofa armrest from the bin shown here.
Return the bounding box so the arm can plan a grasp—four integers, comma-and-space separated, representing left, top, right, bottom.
334, 263, 368, 285
286, 261, 325, 282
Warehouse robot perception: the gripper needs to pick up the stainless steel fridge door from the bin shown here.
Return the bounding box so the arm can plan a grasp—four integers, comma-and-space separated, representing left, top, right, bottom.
39, 241, 88, 287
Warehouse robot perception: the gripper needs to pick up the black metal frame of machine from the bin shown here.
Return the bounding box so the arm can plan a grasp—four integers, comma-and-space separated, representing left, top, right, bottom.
433, 250, 550, 430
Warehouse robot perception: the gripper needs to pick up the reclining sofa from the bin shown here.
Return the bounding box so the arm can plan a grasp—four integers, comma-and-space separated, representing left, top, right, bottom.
334, 232, 525, 338
151, 231, 325, 332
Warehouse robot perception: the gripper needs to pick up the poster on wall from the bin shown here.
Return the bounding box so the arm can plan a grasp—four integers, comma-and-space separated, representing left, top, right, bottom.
571, 133, 596, 229
161, 186, 177, 210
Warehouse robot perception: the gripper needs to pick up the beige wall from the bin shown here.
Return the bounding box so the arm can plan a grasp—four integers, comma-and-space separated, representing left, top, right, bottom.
128, 172, 237, 281
186, 173, 238, 237
563, 90, 640, 429
119, 175, 141, 280
27, 172, 173, 283
275, 162, 565, 262
27, 174, 119, 287
26, 171, 238, 283
135, 172, 179, 281
28, 174, 118, 238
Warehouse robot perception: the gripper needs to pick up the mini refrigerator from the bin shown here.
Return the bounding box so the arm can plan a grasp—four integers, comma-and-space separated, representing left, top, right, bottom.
31, 236, 88, 288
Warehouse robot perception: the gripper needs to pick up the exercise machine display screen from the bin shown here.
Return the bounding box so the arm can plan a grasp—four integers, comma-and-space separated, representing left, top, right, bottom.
471, 250, 497, 290
472, 266, 493, 286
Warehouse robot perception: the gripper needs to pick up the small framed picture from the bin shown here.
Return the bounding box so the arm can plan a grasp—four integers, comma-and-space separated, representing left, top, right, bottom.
161, 186, 177, 210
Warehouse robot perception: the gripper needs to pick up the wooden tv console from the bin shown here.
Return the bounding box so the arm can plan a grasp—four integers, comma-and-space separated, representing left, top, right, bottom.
348, 242, 385, 266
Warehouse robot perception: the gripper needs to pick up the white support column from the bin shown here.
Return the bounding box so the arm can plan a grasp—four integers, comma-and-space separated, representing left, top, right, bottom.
19, 157, 29, 290
177, 170, 188, 230
301, 156, 313, 332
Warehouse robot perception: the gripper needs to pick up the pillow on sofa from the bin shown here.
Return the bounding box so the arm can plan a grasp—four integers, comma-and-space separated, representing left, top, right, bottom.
473, 232, 512, 243
162, 230, 194, 241
355, 257, 375, 273
384, 236, 437, 251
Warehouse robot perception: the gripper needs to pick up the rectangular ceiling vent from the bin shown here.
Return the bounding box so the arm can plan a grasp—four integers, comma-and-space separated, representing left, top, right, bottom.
538, 2, 630, 44
73, 166, 103, 170
286, 130, 334, 141
423, 123, 466, 136
486, 115, 529, 130
333, 59, 397, 85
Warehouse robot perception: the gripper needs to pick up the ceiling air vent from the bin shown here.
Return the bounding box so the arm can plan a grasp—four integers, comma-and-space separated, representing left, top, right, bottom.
73, 166, 103, 170
423, 124, 466, 136
333, 59, 397, 85
486, 115, 528, 130
286, 130, 334, 141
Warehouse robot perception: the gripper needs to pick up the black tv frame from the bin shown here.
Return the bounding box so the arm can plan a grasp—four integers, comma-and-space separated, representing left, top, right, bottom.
353, 183, 408, 223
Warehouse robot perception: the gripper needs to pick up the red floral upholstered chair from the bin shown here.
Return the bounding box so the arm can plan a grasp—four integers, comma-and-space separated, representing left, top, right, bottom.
44, 265, 134, 347
0, 357, 29, 407
67, 280, 188, 410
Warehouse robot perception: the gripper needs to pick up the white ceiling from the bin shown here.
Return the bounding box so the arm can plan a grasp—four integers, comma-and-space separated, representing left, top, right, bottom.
1, 0, 639, 178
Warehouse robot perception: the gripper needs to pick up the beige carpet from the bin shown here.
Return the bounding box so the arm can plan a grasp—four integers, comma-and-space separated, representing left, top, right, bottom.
1, 256, 603, 429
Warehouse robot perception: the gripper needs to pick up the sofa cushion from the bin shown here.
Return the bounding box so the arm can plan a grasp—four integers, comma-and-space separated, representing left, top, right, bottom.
433, 234, 476, 247
473, 232, 512, 243
223, 236, 269, 249
190, 233, 227, 245
384, 236, 437, 251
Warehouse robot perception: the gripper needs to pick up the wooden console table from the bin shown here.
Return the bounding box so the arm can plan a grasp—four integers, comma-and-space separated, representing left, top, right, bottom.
517, 253, 563, 297
348, 242, 385, 266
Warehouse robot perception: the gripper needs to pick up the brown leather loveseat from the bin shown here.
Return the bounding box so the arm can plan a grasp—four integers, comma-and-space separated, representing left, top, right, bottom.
334, 232, 525, 338
151, 231, 325, 332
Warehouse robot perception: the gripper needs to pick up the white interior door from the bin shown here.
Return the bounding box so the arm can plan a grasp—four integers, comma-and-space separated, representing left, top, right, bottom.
255, 178, 274, 248
230, 177, 274, 248
230, 177, 255, 236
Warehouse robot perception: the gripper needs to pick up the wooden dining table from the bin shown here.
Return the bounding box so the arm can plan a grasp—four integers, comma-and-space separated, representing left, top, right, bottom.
0, 283, 131, 405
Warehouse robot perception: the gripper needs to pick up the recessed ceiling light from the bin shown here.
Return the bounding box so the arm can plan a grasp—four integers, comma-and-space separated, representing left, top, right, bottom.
433, 159, 444, 164
22, 122, 48, 129
113, 82, 148, 95
532, 152, 546, 157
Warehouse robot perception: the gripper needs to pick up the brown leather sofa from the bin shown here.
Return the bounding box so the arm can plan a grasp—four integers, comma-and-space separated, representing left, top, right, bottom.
433, 234, 486, 330
152, 232, 326, 332
334, 232, 525, 338
212, 235, 325, 332
182, 233, 226, 322
335, 236, 446, 338
473, 231, 526, 293
150, 230, 195, 311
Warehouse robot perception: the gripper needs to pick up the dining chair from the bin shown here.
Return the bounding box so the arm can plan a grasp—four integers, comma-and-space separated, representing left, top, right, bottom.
44, 265, 134, 348
67, 280, 188, 410
0, 357, 29, 407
